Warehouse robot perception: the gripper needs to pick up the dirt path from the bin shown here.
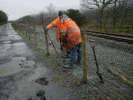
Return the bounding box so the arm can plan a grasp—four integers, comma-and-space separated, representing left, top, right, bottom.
0, 23, 80, 100
1, 23, 132, 100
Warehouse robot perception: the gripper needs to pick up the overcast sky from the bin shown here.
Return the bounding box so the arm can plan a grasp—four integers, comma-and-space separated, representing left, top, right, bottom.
1, 0, 81, 21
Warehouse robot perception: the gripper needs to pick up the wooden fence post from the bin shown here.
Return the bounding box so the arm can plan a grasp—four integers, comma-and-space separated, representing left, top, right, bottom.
21, 25, 22, 33
28, 24, 30, 40
81, 31, 87, 84
43, 26, 49, 55
23, 25, 24, 35
26, 25, 28, 38
33, 24, 37, 45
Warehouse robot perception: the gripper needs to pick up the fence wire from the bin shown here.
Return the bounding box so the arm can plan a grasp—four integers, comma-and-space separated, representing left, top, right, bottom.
11, 23, 133, 100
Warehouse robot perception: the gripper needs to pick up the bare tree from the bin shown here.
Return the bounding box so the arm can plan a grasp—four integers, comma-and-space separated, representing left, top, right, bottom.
118, 0, 132, 28
112, 0, 120, 28
80, 0, 114, 28
46, 3, 56, 22
111, 0, 131, 28
103, 6, 109, 28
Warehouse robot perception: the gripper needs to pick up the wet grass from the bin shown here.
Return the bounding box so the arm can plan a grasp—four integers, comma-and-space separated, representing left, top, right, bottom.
81, 24, 133, 34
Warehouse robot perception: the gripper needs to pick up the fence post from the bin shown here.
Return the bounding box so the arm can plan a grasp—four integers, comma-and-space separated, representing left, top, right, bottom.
23, 25, 24, 35
20, 25, 21, 31
81, 31, 87, 84
33, 24, 37, 45
26, 25, 28, 38
28, 24, 30, 40
43, 26, 49, 55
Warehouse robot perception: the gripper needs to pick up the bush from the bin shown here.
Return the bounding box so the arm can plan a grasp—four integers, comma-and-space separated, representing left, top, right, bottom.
65, 9, 88, 26
0, 10, 8, 24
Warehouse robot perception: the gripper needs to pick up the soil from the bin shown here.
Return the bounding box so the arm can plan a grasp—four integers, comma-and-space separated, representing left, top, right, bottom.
1, 23, 132, 100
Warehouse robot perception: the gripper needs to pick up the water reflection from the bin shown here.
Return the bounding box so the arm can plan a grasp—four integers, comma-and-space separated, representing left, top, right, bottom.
13, 42, 26, 46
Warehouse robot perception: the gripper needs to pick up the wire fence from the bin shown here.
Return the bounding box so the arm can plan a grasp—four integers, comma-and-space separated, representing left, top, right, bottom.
11, 22, 133, 99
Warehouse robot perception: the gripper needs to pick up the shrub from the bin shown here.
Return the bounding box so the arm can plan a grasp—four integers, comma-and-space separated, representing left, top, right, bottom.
65, 9, 88, 26
0, 10, 8, 24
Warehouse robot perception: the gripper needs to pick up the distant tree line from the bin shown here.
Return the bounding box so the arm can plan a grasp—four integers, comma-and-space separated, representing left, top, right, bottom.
14, 9, 88, 27
0, 10, 8, 24
80, 0, 133, 29
14, 0, 133, 30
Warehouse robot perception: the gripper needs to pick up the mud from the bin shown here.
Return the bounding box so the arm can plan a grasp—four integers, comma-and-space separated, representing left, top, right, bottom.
35, 77, 49, 86
27, 98, 33, 100
36, 90, 45, 97
1, 23, 133, 100
40, 96, 46, 100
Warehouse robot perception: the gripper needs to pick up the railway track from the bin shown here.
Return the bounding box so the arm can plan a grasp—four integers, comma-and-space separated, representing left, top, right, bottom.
81, 29, 133, 44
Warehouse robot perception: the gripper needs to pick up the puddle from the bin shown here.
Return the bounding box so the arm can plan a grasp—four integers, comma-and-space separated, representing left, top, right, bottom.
0, 57, 36, 77
13, 42, 26, 46
3, 43, 11, 47
21, 61, 36, 68
8, 35, 16, 37
27, 67, 47, 82
0, 61, 22, 77
12, 57, 26, 63
3, 41, 11, 44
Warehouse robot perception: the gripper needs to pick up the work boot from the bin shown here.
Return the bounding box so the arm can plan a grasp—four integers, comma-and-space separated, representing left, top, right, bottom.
63, 65, 73, 69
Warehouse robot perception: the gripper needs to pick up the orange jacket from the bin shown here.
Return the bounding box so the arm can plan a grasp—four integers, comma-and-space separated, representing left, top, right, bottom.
46, 14, 81, 50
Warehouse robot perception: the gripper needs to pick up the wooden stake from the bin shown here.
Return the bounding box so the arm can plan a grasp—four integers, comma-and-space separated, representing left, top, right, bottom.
26, 25, 28, 38
81, 31, 87, 84
43, 26, 49, 55
28, 25, 30, 40
33, 24, 37, 45
23, 25, 24, 35
107, 67, 133, 87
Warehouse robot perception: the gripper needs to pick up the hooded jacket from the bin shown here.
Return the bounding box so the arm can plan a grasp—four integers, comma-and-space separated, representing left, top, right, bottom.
46, 14, 81, 50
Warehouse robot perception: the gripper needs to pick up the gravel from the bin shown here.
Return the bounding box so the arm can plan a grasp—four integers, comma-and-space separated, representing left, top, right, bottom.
13, 25, 133, 100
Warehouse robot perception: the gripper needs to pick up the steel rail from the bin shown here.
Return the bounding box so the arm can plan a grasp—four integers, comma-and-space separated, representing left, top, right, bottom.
81, 29, 133, 44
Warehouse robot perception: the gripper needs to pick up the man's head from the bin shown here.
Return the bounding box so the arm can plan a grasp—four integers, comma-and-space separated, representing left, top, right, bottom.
58, 11, 63, 16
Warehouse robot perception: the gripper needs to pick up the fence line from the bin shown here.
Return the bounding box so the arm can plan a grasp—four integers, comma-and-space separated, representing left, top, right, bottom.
11, 22, 88, 83
11, 22, 133, 86
10, 22, 133, 99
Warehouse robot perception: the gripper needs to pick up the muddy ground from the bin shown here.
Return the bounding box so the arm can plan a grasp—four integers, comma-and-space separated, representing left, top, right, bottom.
0, 23, 133, 100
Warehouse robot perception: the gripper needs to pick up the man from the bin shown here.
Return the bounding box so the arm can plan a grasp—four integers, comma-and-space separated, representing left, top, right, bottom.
45, 11, 82, 69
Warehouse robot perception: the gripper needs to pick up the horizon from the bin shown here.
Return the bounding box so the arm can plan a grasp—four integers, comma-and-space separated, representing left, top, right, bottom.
1, 0, 81, 21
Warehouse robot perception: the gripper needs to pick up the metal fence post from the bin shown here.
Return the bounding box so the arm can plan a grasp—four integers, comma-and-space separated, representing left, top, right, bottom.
81, 31, 87, 84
